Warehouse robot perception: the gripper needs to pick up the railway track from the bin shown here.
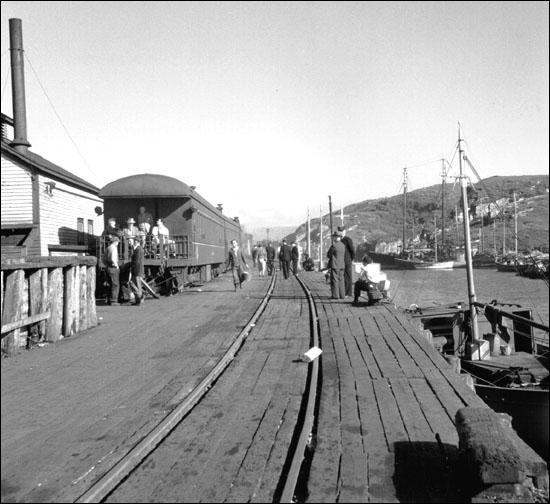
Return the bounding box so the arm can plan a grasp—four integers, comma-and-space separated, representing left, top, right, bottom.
74, 271, 321, 503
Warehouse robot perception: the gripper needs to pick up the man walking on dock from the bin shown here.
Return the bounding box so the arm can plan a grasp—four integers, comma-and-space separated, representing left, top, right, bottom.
327, 231, 346, 299
266, 242, 276, 276
279, 239, 292, 279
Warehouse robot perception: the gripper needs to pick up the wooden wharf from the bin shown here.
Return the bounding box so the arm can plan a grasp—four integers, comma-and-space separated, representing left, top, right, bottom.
300, 274, 547, 503
1, 269, 547, 503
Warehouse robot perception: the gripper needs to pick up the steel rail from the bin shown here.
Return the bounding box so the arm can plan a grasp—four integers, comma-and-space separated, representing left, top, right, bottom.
279, 274, 320, 503
75, 272, 277, 503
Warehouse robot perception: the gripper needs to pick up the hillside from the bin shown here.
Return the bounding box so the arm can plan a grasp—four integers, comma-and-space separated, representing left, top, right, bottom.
286, 175, 549, 254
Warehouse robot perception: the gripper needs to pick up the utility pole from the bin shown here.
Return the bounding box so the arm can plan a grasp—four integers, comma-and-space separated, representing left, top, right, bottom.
319, 206, 323, 269
266, 228, 270, 243
513, 192, 518, 258
307, 207, 311, 257
328, 195, 333, 237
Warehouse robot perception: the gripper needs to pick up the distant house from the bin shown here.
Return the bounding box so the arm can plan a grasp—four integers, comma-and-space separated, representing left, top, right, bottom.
1, 113, 104, 257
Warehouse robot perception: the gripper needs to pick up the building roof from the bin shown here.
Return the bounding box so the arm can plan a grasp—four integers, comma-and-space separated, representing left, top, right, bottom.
1, 138, 100, 194
99, 173, 190, 198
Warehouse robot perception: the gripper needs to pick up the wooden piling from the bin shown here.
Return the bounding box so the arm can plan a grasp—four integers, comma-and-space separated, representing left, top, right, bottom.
87, 266, 97, 328
79, 265, 87, 331
47, 267, 64, 341
1, 256, 97, 354
1, 269, 25, 356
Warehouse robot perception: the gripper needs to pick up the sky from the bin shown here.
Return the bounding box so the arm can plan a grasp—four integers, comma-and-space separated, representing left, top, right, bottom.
1, 1, 548, 236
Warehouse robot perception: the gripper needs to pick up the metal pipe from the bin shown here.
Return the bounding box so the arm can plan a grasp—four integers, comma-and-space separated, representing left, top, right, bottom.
9, 18, 31, 153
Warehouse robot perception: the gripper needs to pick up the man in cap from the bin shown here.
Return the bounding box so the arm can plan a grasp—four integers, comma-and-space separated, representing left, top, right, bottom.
327, 231, 346, 299
105, 235, 120, 306
338, 226, 355, 297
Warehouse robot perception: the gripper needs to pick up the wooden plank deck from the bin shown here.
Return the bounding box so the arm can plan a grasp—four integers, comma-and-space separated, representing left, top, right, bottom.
302, 272, 487, 503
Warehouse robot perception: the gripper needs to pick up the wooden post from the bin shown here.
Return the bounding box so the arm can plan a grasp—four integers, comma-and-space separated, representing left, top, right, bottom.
47, 267, 63, 341
18, 272, 29, 348
64, 266, 76, 337
86, 266, 97, 328
79, 265, 87, 331
1, 269, 25, 356
73, 265, 81, 334
29, 268, 48, 341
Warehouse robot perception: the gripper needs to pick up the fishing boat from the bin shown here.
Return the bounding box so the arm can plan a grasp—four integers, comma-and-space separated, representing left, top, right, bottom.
408, 125, 549, 460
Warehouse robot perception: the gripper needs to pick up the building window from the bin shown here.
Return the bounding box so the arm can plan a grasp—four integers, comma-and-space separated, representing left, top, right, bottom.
77, 218, 84, 245
87, 219, 94, 241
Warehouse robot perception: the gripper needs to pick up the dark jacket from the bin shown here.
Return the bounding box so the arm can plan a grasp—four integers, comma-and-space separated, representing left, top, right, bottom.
342, 235, 355, 265
279, 244, 292, 262
228, 248, 247, 269
131, 244, 144, 277
327, 241, 346, 270
266, 245, 276, 260
291, 246, 299, 260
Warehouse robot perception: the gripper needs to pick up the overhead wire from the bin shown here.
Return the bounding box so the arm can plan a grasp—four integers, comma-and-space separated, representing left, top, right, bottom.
23, 52, 98, 182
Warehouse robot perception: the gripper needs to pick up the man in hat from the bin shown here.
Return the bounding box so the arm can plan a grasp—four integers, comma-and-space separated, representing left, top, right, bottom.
338, 226, 355, 297
278, 239, 292, 279
105, 235, 120, 306
327, 231, 346, 299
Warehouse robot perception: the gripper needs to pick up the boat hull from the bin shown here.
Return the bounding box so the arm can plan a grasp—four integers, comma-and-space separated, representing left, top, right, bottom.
474, 383, 549, 461
413, 260, 467, 270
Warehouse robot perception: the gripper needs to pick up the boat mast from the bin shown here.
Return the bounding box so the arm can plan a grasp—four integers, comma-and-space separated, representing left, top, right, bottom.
513, 191, 518, 258
458, 124, 479, 341
402, 167, 408, 256
434, 215, 438, 262
441, 159, 446, 256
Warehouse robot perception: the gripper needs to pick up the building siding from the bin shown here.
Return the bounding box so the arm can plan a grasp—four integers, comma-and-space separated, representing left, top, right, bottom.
38, 175, 104, 256
1, 156, 33, 224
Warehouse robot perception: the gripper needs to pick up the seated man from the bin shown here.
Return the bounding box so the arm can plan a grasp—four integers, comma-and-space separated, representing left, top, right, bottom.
353, 255, 386, 306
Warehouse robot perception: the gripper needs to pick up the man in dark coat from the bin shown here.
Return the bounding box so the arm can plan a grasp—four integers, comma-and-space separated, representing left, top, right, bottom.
327, 231, 346, 299
130, 233, 145, 306
291, 242, 300, 274
266, 242, 276, 276
338, 226, 355, 297
278, 239, 292, 280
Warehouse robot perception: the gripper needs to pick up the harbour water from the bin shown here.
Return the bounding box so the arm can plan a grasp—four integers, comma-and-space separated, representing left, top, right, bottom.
387, 268, 549, 338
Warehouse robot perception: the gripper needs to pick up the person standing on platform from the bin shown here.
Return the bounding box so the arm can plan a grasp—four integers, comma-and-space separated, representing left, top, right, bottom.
105, 236, 120, 306
130, 233, 145, 306
266, 242, 276, 275
228, 239, 249, 291
327, 231, 346, 299
291, 242, 300, 275
279, 239, 292, 279
103, 218, 122, 242
136, 206, 153, 234
338, 226, 355, 298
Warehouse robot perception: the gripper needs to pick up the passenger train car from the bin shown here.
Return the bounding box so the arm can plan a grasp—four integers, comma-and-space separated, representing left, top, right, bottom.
98, 173, 242, 295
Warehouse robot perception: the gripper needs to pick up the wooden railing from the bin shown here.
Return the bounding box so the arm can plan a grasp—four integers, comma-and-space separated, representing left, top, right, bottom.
1, 256, 98, 357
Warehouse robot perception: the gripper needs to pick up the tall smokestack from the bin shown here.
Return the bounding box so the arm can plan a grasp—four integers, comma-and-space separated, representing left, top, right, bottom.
9, 18, 31, 153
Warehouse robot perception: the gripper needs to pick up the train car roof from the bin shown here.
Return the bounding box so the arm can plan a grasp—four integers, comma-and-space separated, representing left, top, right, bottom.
100, 173, 241, 227
100, 173, 190, 198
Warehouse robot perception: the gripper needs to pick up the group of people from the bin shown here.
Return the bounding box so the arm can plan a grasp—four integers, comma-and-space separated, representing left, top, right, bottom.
327, 226, 387, 305
103, 231, 145, 307
103, 207, 175, 258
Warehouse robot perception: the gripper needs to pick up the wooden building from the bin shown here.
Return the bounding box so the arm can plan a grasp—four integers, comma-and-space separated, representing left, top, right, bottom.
1, 113, 104, 258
